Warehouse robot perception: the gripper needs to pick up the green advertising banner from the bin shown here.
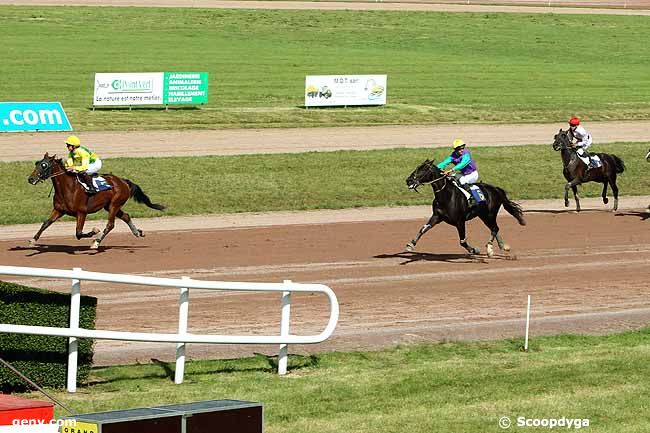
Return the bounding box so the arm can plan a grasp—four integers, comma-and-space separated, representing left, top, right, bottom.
163, 72, 209, 105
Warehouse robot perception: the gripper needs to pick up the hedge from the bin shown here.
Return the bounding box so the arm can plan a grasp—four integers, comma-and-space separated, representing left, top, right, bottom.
0, 281, 97, 392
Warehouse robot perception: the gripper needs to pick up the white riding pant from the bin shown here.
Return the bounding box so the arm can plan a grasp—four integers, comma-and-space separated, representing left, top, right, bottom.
576, 148, 590, 165
458, 170, 479, 185
85, 159, 102, 175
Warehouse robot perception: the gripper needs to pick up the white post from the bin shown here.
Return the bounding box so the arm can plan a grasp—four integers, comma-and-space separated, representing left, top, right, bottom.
175, 276, 190, 385
278, 282, 292, 375
524, 295, 531, 352
67, 267, 81, 393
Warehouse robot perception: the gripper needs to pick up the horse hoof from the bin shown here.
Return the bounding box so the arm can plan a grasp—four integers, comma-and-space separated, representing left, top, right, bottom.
90, 240, 100, 250
486, 244, 494, 258
405, 242, 415, 252
470, 247, 480, 255
564, 200, 569, 207
28, 239, 37, 247
603, 197, 609, 204
138, 230, 144, 237
502, 244, 511, 252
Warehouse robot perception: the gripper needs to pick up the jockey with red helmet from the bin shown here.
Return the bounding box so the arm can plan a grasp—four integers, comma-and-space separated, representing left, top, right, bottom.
437, 139, 479, 193
567, 117, 594, 170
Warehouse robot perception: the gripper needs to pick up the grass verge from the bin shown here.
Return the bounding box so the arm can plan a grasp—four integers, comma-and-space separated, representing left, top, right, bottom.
2, 142, 649, 225
10, 328, 650, 433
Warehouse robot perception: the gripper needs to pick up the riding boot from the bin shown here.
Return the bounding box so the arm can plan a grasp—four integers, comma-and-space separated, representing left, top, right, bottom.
80, 173, 97, 194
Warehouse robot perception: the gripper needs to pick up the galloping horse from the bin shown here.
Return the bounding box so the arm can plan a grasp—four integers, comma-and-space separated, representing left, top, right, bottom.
28, 153, 165, 249
552, 129, 625, 212
405, 159, 526, 257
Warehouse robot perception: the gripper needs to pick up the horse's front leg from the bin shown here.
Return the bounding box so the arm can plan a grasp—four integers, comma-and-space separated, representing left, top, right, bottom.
91, 209, 118, 250
565, 181, 581, 212
30, 208, 64, 246
601, 180, 609, 205
75, 213, 100, 240
405, 214, 439, 252
456, 222, 479, 255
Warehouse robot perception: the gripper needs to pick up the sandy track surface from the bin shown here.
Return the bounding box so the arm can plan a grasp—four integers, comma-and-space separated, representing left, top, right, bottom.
4, 121, 650, 162
0, 0, 648, 15
1, 206, 649, 366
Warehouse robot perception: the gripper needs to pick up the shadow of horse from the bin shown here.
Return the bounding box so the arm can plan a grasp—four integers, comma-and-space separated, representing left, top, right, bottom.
375, 251, 515, 265
8, 243, 148, 256
615, 211, 650, 221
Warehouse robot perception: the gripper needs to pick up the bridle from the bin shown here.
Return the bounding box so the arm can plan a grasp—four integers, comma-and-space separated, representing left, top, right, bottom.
33, 158, 66, 183
415, 161, 449, 193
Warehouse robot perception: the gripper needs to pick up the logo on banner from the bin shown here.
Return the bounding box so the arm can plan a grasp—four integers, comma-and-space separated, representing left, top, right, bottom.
0, 102, 72, 132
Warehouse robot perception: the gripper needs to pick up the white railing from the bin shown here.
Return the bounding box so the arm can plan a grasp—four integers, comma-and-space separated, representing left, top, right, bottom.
0, 265, 339, 393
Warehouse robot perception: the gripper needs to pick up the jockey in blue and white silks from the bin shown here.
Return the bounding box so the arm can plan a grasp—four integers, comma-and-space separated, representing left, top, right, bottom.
437, 139, 479, 192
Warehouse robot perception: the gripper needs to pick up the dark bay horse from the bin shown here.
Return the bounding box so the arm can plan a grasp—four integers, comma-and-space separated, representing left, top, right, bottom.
28, 153, 165, 249
405, 159, 526, 257
553, 129, 625, 212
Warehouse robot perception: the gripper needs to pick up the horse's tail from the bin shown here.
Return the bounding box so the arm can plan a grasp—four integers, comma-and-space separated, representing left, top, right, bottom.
611, 154, 625, 174
125, 179, 166, 211
491, 186, 526, 226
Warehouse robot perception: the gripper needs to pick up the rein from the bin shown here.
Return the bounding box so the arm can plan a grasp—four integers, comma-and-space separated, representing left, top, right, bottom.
420, 167, 449, 192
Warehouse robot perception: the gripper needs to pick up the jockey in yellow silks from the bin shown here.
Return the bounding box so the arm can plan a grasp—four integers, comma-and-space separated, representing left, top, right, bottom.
64, 135, 103, 194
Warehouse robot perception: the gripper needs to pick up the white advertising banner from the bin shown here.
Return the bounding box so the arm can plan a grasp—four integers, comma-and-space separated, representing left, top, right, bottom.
305, 75, 387, 107
94, 72, 163, 106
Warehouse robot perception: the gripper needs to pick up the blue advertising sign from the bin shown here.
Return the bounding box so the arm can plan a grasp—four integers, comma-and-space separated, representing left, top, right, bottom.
0, 102, 72, 132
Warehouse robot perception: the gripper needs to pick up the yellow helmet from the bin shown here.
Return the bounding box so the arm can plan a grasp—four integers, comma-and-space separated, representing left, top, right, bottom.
65, 135, 81, 147
452, 138, 465, 149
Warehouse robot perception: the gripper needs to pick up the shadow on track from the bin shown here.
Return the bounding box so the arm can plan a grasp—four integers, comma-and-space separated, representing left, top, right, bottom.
8, 243, 148, 257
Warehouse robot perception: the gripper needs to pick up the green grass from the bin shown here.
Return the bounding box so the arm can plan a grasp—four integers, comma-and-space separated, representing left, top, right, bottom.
13, 328, 650, 432
3, 142, 648, 225
1, 7, 650, 130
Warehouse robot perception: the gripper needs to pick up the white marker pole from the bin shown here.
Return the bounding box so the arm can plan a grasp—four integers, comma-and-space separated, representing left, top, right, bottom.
524, 295, 531, 352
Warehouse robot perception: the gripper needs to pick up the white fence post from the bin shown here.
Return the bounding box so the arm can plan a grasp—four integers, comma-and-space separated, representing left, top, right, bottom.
278, 282, 292, 375
67, 267, 82, 393
524, 295, 531, 352
175, 276, 190, 385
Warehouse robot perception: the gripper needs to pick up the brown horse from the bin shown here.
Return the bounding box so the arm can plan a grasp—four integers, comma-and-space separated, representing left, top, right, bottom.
552, 129, 625, 212
28, 153, 165, 249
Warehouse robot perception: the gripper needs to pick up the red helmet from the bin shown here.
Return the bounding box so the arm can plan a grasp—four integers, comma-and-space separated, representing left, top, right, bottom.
568, 117, 580, 126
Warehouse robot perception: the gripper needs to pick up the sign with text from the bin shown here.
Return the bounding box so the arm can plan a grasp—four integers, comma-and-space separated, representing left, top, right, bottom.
93, 72, 208, 106
0, 102, 72, 132
305, 75, 387, 107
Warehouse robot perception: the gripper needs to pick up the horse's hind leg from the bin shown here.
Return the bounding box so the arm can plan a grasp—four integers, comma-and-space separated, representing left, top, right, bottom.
30, 208, 64, 245
116, 210, 144, 238
456, 222, 479, 255
406, 214, 439, 252
75, 213, 100, 240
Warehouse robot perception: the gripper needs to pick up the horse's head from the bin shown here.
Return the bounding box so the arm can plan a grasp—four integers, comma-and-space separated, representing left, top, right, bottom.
552, 128, 572, 151
28, 153, 60, 184
406, 159, 441, 192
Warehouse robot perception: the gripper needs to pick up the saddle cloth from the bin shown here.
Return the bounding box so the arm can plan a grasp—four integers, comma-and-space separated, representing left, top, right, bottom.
92, 176, 112, 191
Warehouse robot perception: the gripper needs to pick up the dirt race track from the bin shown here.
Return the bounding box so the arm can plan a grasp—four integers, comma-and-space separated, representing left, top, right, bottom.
1, 201, 649, 366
